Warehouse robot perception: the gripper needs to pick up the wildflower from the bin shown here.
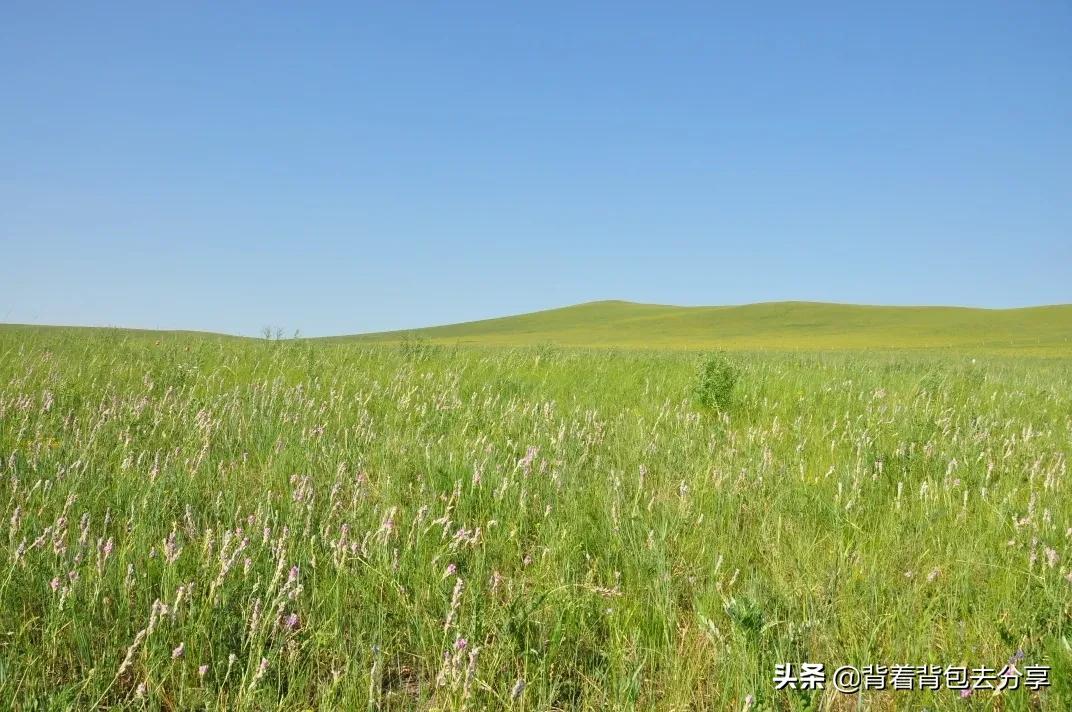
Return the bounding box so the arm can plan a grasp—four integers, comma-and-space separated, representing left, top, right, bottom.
288, 565, 300, 586
248, 598, 262, 634
517, 446, 538, 473
510, 678, 526, 700
149, 600, 169, 632
172, 643, 185, 659
1002, 649, 1026, 679
135, 682, 147, 698
1045, 547, 1058, 568
464, 646, 480, 697
444, 576, 464, 631
249, 657, 269, 690
960, 688, 973, 698
454, 637, 468, 651
379, 507, 397, 537
282, 612, 300, 631
49, 577, 60, 592
443, 563, 457, 578
164, 530, 181, 565
198, 664, 209, 678
118, 629, 148, 676
927, 567, 941, 583
77, 513, 89, 547
172, 583, 189, 617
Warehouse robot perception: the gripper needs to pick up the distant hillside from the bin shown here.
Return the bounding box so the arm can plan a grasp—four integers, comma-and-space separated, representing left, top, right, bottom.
0, 323, 241, 343
338, 300, 1072, 353
4, 301, 1070, 353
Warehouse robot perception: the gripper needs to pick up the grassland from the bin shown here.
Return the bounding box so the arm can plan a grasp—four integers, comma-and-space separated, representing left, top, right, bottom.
342, 300, 1072, 354
1, 318, 1071, 709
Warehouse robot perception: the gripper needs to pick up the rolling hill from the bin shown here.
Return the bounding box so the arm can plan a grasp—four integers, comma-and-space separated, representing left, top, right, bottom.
339, 300, 1072, 353
4, 301, 1070, 353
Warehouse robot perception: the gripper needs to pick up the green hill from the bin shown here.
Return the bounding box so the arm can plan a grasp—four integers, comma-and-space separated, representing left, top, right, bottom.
4, 301, 1070, 353
341, 300, 1072, 353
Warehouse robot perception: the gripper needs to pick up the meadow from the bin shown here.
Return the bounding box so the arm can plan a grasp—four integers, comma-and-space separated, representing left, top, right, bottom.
1, 324, 1070, 710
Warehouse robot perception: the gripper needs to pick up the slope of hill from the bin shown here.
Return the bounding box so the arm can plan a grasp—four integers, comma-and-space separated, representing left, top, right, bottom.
340, 300, 1072, 353
3, 301, 1070, 353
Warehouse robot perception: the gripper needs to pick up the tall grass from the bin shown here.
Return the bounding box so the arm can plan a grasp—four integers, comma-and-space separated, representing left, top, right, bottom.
0, 330, 1069, 709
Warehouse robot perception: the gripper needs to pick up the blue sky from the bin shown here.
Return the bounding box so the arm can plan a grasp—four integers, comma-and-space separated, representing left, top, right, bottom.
2, 2, 1070, 336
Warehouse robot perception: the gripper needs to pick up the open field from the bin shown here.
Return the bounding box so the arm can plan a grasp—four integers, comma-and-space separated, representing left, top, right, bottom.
340, 301, 1072, 355
1, 324, 1071, 709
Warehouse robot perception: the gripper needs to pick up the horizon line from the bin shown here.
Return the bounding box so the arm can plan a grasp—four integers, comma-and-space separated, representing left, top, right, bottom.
3, 298, 1071, 340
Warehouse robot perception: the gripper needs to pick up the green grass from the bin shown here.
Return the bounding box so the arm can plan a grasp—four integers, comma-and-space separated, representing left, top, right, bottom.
340, 300, 1072, 354
0, 324, 1070, 709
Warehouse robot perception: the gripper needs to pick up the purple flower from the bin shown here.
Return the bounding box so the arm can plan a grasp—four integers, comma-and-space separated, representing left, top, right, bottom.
164, 531, 181, 564
172, 643, 185, 659
518, 446, 539, 472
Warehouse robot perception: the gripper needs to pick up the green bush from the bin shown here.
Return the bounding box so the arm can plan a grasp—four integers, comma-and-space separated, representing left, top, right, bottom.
693, 352, 739, 410
398, 333, 439, 360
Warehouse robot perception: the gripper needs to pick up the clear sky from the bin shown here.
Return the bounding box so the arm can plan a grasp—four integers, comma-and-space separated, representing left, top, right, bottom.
2, 2, 1070, 336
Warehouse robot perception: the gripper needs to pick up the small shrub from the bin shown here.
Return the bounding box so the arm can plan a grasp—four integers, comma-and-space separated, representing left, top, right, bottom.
917, 369, 946, 396
398, 333, 437, 360
693, 352, 739, 411
723, 595, 764, 636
